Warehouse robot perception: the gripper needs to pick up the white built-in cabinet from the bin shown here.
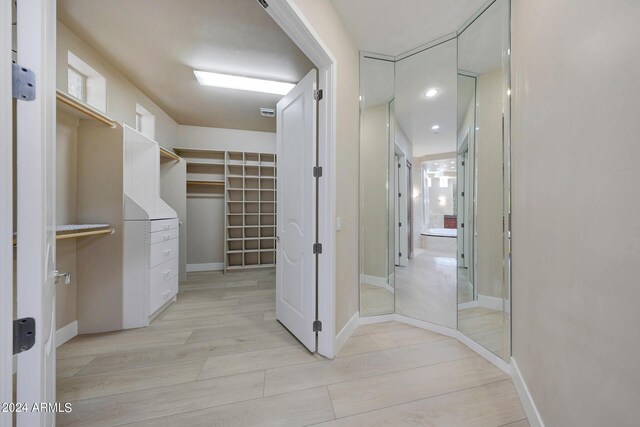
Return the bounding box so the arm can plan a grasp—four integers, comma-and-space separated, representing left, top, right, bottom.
76, 122, 178, 333
173, 148, 277, 273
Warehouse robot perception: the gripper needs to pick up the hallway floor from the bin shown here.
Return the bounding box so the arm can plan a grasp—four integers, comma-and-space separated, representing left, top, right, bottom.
57, 270, 527, 426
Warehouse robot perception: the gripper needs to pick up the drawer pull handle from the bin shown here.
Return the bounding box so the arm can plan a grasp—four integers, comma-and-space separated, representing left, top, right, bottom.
162, 270, 171, 277
163, 249, 171, 256
164, 234, 171, 240
164, 224, 171, 230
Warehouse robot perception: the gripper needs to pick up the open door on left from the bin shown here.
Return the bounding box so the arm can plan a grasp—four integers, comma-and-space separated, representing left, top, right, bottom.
14, 0, 57, 424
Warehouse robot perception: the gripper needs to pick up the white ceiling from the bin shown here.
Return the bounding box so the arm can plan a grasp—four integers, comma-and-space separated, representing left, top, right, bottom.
332, 0, 489, 56
458, 0, 508, 75
394, 39, 458, 157
57, 0, 314, 132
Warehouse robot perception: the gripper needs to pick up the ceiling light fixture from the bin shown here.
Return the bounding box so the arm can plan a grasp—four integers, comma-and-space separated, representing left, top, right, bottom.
194, 70, 295, 95
425, 88, 440, 98
432, 125, 440, 131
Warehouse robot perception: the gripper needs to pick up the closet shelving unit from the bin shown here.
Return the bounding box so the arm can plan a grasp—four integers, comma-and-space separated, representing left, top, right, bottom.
50, 91, 117, 245
225, 151, 277, 272
172, 148, 277, 273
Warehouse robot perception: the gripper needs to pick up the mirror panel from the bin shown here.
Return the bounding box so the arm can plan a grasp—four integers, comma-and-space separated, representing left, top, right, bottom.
359, 56, 395, 316
457, 0, 511, 360
394, 39, 458, 328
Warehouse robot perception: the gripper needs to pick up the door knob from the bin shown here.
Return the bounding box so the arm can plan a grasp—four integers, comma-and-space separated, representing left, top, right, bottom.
54, 270, 71, 285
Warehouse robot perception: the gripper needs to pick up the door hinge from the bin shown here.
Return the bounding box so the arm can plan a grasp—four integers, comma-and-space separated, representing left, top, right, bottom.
461, 191, 465, 197
257, 0, 268, 9
313, 320, 322, 332
313, 166, 323, 178
399, 222, 402, 227
398, 192, 402, 198
462, 161, 465, 166
399, 252, 402, 257
13, 317, 36, 355
461, 253, 465, 259
313, 89, 323, 101
12, 63, 36, 101
461, 223, 464, 228
313, 243, 323, 254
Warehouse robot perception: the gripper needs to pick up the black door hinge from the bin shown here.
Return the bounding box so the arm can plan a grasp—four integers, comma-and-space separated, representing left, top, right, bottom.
257, 0, 268, 9
461, 191, 465, 197
462, 161, 465, 166
313, 166, 323, 178
313, 243, 323, 254
399, 252, 402, 257
399, 222, 402, 227
398, 192, 402, 198
461, 253, 465, 259
313, 320, 322, 332
12, 63, 36, 101
313, 89, 323, 101
13, 317, 36, 355
461, 223, 465, 228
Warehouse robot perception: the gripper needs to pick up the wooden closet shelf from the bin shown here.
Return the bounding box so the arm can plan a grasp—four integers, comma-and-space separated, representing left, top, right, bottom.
187, 180, 224, 186
173, 148, 225, 160
159, 146, 181, 161
12, 224, 114, 246
56, 90, 116, 128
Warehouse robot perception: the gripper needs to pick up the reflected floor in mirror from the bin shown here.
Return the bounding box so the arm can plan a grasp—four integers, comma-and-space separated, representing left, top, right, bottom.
395, 246, 457, 328
459, 308, 509, 359
360, 284, 394, 316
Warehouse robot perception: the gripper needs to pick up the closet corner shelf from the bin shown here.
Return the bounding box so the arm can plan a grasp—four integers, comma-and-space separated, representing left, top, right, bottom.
56, 90, 116, 128
187, 180, 224, 186
160, 146, 181, 162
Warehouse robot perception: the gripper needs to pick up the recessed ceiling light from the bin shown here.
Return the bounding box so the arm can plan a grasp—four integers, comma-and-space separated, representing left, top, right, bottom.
425, 88, 439, 98
194, 70, 295, 95
450, 161, 455, 164
431, 125, 440, 131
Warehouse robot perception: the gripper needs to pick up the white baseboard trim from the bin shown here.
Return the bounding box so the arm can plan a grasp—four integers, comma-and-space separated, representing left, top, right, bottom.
360, 274, 394, 294
56, 320, 78, 348
511, 358, 545, 427
477, 294, 503, 311
187, 262, 224, 272
334, 311, 360, 357
477, 294, 511, 315
457, 301, 478, 310
455, 330, 510, 373
394, 314, 458, 339
358, 314, 395, 325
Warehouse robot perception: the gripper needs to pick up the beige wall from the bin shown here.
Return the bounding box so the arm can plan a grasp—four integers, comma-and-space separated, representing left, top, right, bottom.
57, 22, 179, 149
361, 104, 389, 280
55, 22, 180, 330
512, 0, 640, 425
291, 0, 360, 333
475, 70, 503, 299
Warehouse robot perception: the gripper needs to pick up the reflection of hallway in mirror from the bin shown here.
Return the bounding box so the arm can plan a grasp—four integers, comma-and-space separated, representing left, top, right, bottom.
457, 268, 473, 304
458, 308, 509, 359
395, 243, 457, 328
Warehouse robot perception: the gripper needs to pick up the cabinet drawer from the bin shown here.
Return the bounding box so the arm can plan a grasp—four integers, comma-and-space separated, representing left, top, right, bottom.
149, 238, 178, 268
150, 218, 179, 233
150, 227, 179, 244
150, 257, 178, 287
149, 275, 178, 315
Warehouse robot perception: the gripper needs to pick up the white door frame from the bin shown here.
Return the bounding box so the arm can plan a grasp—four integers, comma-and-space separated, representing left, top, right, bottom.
264, 0, 336, 358
16, 0, 57, 424
0, 0, 14, 424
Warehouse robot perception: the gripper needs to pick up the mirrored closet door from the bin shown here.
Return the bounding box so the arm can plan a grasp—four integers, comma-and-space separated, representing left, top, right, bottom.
456, 0, 511, 360
359, 55, 395, 316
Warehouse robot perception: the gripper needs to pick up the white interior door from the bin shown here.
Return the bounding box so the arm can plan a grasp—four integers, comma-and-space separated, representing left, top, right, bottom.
15, 0, 57, 424
276, 69, 317, 352
0, 1, 14, 424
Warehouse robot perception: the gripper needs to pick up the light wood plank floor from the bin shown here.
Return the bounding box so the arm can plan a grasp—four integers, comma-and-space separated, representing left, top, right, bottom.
57, 269, 528, 426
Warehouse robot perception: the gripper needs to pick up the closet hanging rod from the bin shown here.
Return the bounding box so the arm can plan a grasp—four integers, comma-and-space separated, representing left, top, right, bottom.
160, 146, 181, 161
56, 90, 116, 128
